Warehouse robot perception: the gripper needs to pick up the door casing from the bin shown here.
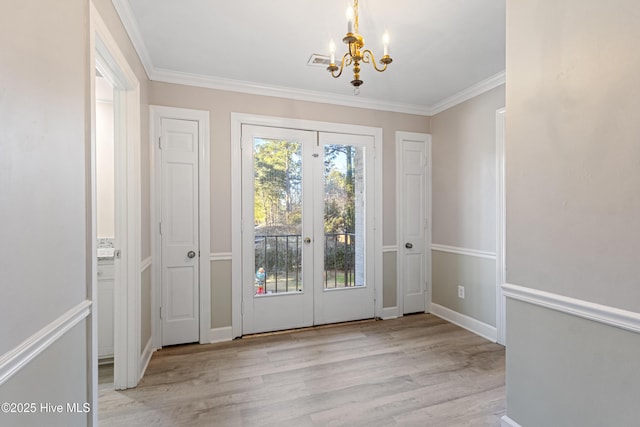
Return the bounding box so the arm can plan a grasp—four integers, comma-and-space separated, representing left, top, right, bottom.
231, 113, 384, 338
151, 106, 211, 349
90, 2, 141, 404
496, 107, 506, 345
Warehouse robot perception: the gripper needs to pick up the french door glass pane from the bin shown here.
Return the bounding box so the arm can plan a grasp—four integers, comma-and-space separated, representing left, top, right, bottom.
323, 144, 365, 289
253, 138, 303, 295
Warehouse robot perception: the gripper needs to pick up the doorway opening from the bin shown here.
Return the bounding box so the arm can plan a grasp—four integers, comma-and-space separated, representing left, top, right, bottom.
95, 71, 116, 390
232, 116, 384, 337
90, 5, 141, 414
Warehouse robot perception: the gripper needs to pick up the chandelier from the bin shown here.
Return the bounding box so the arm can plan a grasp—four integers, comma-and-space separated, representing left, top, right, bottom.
327, 0, 393, 94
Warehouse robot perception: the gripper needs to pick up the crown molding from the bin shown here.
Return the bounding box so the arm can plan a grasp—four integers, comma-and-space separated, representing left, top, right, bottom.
111, 0, 154, 79
429, 70, 506, 115
151, 68, 433, 116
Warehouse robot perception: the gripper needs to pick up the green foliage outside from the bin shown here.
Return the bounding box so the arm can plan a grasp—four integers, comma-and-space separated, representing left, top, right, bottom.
253, 139, 359, 292
253, 139, 356, 235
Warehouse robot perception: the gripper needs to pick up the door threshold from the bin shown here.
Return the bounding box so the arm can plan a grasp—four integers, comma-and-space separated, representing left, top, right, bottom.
241, 318, 378, 339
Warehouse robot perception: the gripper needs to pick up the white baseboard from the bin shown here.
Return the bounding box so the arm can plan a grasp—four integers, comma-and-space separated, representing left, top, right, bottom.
501, 415, 522, 427
430, 303, 497, 342
380, 306, 399, 320
139, 337, 154, 380
0, 300, 92, 386
209, 326, 233, 343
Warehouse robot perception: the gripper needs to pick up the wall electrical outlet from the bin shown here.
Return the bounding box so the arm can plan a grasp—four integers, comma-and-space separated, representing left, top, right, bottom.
458, 285, 465, 299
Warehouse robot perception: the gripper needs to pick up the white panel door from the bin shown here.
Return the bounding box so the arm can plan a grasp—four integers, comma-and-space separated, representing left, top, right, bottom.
161, 118, 200, 346
399, 134, 429, 314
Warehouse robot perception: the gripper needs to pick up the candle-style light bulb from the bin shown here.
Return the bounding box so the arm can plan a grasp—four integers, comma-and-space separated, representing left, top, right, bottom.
383, 30, 390, 56
346, 4, 354, 34
329, 39, 336, 64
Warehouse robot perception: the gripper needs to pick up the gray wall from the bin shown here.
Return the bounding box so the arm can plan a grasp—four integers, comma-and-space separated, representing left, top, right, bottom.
0, 325, 88, 427
141, 266, 152, 352
507, 300, 640, 426
383, 251, 398, 308
0, 1, 91, 425
430, 85, 504, 325
211, 260, 232, 329
432, 251, 496, 326
505, 0, 640, 424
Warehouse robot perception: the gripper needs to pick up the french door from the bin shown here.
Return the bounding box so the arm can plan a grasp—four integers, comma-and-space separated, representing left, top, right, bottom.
241, 125, 375, 334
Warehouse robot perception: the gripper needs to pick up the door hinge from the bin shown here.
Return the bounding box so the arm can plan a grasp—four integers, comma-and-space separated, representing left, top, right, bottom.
159, 222, 163, 235
159, 136, 162, 149
159, 307, 163, 319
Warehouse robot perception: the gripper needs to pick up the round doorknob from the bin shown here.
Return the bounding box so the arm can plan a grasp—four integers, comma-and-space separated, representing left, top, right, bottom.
405, 242, 413, 249
304, 237, 311, 244
187, 250, 196, 258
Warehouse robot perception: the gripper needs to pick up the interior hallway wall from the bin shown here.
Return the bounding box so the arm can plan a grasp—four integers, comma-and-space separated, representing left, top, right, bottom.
0, 1, 91, 425
505, 0, 640, 425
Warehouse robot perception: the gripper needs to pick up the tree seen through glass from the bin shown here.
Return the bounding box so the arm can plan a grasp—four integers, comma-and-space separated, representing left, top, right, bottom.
253, 138, 363, 295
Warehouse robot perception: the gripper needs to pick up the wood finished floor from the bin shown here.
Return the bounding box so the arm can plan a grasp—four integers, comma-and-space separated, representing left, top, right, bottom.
99, 314, 505, 426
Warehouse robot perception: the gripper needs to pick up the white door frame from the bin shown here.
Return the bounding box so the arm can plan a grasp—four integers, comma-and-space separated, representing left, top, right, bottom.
90, 0, 141, 403
496, 107, 506, 345
395, 131, 432, 317
151, 106, 211, 348
231, 113, 383, 338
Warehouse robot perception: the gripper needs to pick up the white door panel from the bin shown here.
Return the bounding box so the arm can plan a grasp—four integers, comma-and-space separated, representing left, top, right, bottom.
161, 118, 200, 345
399, 135, 430, 314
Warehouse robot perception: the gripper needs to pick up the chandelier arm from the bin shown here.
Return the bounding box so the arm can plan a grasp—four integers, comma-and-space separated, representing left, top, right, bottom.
329, 52, 350, 79
361, 50, 371, 64
362, 50, 389, 72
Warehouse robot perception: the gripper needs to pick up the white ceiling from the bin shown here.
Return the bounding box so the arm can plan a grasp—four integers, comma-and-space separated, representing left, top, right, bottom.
114, 0, 505, 115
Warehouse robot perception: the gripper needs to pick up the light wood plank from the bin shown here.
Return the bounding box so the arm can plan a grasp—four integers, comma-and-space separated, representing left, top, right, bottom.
99, 314, 505, 426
